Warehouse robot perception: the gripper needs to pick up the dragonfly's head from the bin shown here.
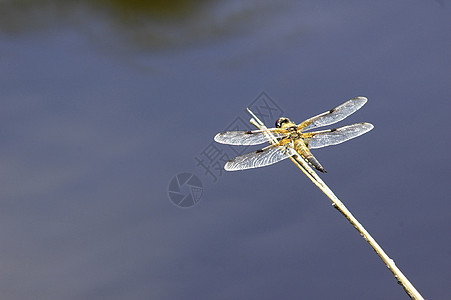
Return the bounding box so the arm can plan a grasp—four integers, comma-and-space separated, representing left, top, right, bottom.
275, 117, 293, 129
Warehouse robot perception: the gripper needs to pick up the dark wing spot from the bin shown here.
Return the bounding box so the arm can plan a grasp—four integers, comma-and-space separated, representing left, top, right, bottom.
331, 128, 337, 132
245, 131, 253, 134
329, 108, 336, 113
256, 149, 264, 153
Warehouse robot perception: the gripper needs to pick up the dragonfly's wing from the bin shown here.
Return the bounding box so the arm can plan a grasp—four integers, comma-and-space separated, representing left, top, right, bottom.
298, 97, 368, 132
214, 128, 287, 145
224, 144, 296, 171
305, 122, 374, 149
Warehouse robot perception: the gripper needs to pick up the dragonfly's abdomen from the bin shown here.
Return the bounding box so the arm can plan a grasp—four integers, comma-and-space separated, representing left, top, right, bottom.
293, 140, 327, 173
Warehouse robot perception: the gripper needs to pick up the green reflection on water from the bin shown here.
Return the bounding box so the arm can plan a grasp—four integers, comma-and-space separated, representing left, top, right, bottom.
0, 0, 216, 50
94, 0, 208, 20
0, 0, 211, 32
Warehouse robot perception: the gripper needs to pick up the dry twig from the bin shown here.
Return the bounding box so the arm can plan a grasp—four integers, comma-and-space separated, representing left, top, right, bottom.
247, 108, 424, 300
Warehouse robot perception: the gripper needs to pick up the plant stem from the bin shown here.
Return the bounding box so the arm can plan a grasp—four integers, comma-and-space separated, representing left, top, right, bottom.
247, 108, 424, 300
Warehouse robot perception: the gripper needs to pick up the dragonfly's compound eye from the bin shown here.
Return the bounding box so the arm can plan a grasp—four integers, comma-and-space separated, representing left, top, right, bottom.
275, 117, 290, 128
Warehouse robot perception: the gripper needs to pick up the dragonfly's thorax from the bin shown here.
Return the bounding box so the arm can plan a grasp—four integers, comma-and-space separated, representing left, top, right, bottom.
288, 130, 301, 140
276, 118, 299, 140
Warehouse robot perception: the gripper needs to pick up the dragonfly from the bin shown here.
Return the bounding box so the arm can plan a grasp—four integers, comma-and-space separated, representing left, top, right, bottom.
214, 97, 374, 173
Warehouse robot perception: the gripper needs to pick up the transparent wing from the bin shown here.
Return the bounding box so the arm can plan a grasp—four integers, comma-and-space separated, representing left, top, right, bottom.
214, 129, 286, 145
306, 122, 374, 149
224, 144, 296, 171
299, 97, 368, 132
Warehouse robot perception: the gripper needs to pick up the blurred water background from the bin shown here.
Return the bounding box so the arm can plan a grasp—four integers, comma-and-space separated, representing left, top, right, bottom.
1, 1, 450, 299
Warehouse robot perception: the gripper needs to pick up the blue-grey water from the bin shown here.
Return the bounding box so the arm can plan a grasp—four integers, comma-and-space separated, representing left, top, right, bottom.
1, 1, 450, 299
